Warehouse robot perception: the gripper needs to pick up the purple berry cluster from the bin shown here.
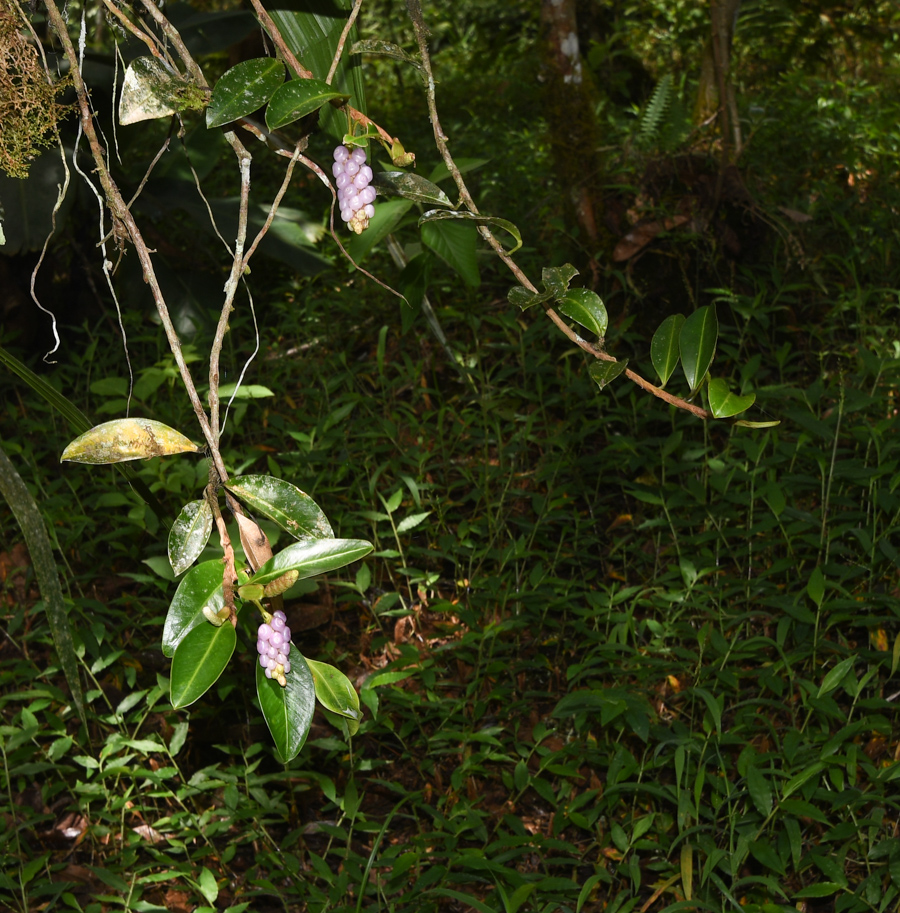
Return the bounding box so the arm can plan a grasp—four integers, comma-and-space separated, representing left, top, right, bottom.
257, 610, 291, 687
332, 144, 375, 234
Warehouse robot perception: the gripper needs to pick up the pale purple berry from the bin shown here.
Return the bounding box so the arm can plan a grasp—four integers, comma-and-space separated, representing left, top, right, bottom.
333, 145, 350, 163
344, 159, 360, 177
350, 147, 367, 165
332, 161, 345, 178
257, 613, 290, 687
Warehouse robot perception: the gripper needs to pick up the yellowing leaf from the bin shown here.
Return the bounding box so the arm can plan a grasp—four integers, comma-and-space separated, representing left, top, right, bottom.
61, 419, 199, 464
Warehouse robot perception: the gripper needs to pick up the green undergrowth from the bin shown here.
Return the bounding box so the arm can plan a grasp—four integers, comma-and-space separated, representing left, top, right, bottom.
2, 268, 900, 913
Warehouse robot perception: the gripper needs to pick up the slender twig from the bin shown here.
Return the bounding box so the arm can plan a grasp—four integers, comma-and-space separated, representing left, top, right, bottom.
135, 0, 206, 86
404, 0, 712, 420
100, 0, 163, 59
326, 0, 363, 85
43, 0, 228, 481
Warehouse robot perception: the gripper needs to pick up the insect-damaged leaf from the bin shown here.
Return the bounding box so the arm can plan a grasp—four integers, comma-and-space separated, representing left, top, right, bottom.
61, 419, 199, 464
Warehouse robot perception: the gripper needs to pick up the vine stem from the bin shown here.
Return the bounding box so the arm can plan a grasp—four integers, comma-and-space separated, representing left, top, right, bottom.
404, 0, 712, 420
326, 0, 363, 85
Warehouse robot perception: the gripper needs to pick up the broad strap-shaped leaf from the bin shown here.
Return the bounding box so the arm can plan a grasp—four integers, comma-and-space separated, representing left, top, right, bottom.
418, 210, 522, 254
226, 475, 334, 540
746, 765, 773, 817
265, 78, 349, 130
162, 560, 225, 657
707, 377, 756, 419
556, 288, 608, 339
61, 418, 199, 464
170, 620, 236, 709
252, 538, 373, 588
206, 58, 285, 128
168, 499, 214, 576
421, 219, 480, 288
589, 359, 628, 390
306, 657, 362, 733
257, 654, 315, 762
374, 173, 451, 207
680, 305, 718, 394
650, 313, 685, 387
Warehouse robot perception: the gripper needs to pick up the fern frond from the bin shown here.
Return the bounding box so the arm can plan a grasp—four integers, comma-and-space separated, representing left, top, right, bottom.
639, 74, 673, 147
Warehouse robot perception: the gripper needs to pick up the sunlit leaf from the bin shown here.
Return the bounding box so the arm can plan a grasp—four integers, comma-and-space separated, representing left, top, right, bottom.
225, 475, 333, 540
168, 499, 214, 576
374, 173, 451, 207
206, 58, 285, 128
418, 209, 522, 254
680, 306, 718, 394
162, 560, 225, 656
257, 654, 315, 762
707, 377, 756, 418
650, 313, 685, 387
170, 620, 235, 708
556, 288, 608, 339
589, 359, 628, 390
252, 538, 373, 587
265, 78, 349, 130
61, 418, 199, 464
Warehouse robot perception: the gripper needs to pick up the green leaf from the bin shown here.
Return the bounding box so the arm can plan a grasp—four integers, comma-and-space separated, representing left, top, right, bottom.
782, 762, 825, 799
305, 657, 361, 734
206, 58, 285, 128
680, 306, 718, 393
374, 173, 451, 207
747, 765, 773, 817
707, 378, 756, 418
748, 839, 786, 876
418, 210, 522, 254
225, 475, 333, 540
818, 655, 856, 697
350, 38, 424, 72
556, 288, 608, 339
543, 264, 580, 297
265, 78, 349, 130
508, 285, 549, 309
168, 500, 214, 576
170, 620, 235, 709
807, 567, 826, 607
61, 418, 199, 464
252, 538, 373, 587
589, 359, 628, 390
119, 57, 185, 125
267, 2, 366, 139
734, 419, 781, 428
650, 313, 685, 387
162, 560, 225, 657
794, 883, 842, 898
346, 197, 413, 264
257, 653, 316, 762
421, 219, 480, 287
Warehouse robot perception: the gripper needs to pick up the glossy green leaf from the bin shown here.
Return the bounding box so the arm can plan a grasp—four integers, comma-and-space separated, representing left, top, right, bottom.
374, 173, 451, 207
421, 219, 480, 287
162, 560, 225, 657
225, 475, 333, 540
265, 78, 349, 130
418, 210, 522, 254
747, 765, 773, 816
556, 288, 608, 339
680, 306, 718, 393
168, 499, 214, 576
268, 2, 366, 140
707, 377, 756, 418
817, 655, 856, 697
306, 657, 361, 733
589, 359, 629, 390
61, 418, 199, 464
170, 620, 235, 709
252, 538, 373, 587
257, 653, 315, 762
650, 313, 685, 387
206, 58, 285, 128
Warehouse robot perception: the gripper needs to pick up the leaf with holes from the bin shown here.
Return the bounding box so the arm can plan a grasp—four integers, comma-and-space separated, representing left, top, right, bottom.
206, 58, 285, 128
